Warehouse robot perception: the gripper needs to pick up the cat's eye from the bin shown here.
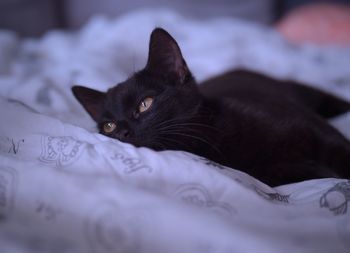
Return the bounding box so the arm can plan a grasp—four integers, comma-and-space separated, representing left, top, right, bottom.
103, 122, 116, 133
138, 97, 153, 113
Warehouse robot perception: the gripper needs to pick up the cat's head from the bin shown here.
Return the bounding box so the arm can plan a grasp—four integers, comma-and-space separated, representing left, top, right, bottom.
72, 28, 203, 149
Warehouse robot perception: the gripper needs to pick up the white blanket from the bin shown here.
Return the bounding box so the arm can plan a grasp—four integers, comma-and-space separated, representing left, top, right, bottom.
0, 9, 350, 253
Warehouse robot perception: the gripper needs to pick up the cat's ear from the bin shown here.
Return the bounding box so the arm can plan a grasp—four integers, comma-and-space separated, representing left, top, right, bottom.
145, 28, 191, 83
72, 85, 106, 121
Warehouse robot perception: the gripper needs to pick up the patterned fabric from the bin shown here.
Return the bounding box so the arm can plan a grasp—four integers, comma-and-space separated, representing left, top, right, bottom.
1, 98, 350, 253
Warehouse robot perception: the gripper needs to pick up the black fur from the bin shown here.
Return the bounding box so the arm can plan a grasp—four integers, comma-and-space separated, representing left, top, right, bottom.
72, 28, 350, 186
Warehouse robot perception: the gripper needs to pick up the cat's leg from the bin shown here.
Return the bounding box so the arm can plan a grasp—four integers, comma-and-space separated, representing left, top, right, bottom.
291, 83, 350, 119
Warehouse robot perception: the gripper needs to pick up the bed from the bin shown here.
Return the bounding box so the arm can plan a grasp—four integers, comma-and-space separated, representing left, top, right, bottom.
0, 9, 350, 253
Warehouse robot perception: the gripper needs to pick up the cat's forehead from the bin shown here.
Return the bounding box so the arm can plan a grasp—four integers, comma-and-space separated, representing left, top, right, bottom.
106, 74, 163, 101
108, 79, 134, 98
104, 76, 157, 113
105, 78, 137, 107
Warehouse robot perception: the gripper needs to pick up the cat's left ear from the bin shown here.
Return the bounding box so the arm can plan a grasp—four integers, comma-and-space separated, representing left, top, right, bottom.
145, 28, 191, 83
72, 85, 106, 122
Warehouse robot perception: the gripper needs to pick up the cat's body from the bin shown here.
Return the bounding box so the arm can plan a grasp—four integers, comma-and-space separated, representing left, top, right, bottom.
199, 70, 350, 185
200, 70, 350, 119
73, 28, 350, 186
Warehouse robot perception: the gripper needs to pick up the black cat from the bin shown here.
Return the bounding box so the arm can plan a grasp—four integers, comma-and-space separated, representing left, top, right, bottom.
72, 28, 350, 186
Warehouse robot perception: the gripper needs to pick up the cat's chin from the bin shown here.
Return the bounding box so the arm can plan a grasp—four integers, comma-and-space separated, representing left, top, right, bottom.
115, 138, 159, 151
131, 141, 169, 152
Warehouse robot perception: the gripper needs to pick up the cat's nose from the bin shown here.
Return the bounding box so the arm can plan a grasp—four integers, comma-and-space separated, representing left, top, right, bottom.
117, 129, 130, 141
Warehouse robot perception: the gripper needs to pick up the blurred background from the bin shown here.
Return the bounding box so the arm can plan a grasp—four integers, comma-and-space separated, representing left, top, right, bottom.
0, 0, 350, 127
0, 0, 350, 37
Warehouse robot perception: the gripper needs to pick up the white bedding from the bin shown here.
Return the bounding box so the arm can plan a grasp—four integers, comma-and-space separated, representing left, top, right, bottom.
1, 9, 350, 253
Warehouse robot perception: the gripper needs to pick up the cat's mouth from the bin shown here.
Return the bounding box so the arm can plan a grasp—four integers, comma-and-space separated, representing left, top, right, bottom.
109, 135, 159, 150
118, 136, 174, 152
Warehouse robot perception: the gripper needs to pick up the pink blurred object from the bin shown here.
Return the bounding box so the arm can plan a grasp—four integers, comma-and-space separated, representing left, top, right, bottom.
277, 4, 350, 46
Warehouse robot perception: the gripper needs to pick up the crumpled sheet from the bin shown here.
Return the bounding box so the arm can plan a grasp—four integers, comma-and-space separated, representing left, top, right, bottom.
0, 9, 350, 253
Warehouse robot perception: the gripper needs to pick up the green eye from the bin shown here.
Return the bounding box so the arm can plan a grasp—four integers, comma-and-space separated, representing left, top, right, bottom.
138, 97, 153, 113
103, 122, 116, 133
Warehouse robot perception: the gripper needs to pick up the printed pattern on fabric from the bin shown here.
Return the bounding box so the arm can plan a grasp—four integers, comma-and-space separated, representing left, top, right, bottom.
174, 183, 236, 218
254, 186, 290, 203
39, 136, 85, 168
0, 136, 25, 156
110, 152, 153, 174
197, 157, 226, 170
320, 180, 350, 215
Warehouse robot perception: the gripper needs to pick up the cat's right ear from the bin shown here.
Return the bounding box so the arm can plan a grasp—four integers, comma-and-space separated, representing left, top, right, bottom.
145, 28, 191, 84
71, 85, 106, 122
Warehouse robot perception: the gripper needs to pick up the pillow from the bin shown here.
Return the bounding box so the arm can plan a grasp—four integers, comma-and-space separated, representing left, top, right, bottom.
277, 3, 350, 46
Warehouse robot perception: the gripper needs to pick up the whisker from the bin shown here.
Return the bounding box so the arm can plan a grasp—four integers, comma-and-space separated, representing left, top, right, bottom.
156, 136, 188, 150
158, 130, 223, 158
155, 112, 211, 128
157, 122, 223, 134
156, 116, 194, 128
